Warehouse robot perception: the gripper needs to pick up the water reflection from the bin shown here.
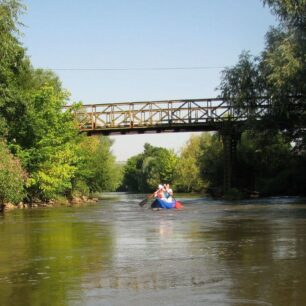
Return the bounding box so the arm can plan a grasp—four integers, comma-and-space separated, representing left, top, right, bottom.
214, 205, 306, 306
1, 195, 306, 305
0, 208, 113, 306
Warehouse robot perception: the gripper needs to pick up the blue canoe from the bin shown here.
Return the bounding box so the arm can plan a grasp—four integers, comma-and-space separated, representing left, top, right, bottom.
151, 198, 176, 209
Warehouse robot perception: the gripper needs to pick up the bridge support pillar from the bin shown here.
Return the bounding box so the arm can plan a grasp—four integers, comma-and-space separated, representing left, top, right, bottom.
220, 125, 241, 192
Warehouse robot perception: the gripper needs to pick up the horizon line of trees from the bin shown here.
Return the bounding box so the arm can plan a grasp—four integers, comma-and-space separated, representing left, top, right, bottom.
120, 129, 306, 197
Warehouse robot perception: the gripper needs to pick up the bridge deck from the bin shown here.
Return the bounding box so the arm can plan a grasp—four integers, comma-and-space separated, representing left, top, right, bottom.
67, 97, 271, 135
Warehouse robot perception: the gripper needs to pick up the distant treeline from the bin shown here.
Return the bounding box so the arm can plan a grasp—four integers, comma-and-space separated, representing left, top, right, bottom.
121, 131, 305, 198
121, 0, 306, 197
0, 0, 122, 207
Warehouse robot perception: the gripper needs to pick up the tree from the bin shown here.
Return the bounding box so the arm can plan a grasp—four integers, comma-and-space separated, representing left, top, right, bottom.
75, 136, 122, 194
0, 0, 26, 84
175, 134, 205, 192
236, 130, 292, 194
218, 51, 266, 110
142, 144, 178, 189
122, 143, 178, 192
122, 154, 145, 192
20, 86, 80, 200
263, 0, 306, 30
198, 133, 224, 191
0, 0, 28, 139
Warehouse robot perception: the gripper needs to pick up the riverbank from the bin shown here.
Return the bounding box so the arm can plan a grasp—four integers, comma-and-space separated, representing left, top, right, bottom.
1, 195, 99, 212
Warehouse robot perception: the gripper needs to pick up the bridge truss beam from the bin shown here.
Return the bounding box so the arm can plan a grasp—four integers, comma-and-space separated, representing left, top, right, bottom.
68, 97, 271, 135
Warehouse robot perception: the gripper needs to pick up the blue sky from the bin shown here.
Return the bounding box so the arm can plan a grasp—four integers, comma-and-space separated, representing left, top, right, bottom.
21, 0, 277, 161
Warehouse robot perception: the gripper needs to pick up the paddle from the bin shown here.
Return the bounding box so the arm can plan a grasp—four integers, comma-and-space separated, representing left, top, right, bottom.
139, 193, 155, 207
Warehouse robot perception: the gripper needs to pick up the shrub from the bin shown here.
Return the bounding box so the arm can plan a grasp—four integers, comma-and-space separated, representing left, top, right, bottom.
0, 140, 26, 205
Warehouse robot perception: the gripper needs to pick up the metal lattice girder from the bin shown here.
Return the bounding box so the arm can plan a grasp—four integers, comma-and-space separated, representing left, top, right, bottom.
63, 96, 303, 135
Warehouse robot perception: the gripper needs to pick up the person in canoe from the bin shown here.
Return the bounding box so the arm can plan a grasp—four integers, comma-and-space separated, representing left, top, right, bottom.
139, 184, 167, 207
151, 183, 183, 209
154, 184, 165, 199
163, 184, 173, 200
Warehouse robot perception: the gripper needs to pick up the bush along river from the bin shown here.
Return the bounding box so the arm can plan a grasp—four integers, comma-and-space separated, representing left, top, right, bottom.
1, 193, 306, 306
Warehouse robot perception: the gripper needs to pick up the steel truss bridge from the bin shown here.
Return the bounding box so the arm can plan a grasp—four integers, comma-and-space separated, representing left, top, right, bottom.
69, 97, 274, 135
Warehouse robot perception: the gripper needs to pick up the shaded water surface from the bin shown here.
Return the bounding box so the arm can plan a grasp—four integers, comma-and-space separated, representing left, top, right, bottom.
1, 194, 306, 305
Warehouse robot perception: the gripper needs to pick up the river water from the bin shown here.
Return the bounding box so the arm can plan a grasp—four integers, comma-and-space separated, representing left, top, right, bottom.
1, 193, 306, 306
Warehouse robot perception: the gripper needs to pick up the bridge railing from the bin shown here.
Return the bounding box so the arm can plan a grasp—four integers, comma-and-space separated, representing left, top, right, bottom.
65, 97, 273, 134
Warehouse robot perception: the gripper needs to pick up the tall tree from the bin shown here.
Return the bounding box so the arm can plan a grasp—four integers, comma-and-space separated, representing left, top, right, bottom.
21, 86, 80, 200
219, 0, 306, 150
261, 0, 306, 150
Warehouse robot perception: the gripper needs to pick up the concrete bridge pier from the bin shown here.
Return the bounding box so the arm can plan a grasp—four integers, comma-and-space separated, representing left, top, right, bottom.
220, 124, 241, 192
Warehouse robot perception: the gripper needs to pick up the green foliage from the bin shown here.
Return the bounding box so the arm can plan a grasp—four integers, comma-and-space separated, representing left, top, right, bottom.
263, 0, 306, 30
174, 134, 205, 192
142, 144, 178, 189
122, 154, 145, 192
236, 130, 293, 194
178, 130, 305, 197
0, 0, 26, 78
122, 143, 178, 192
11, 85, 80, 200
75, 136, 122, 194
218, 51, 265, 109
198, 133, 224, 190
18, 85, 122, 200
0, 140, 25, 204
27, 142, 79, 200
0, 0, 28, 138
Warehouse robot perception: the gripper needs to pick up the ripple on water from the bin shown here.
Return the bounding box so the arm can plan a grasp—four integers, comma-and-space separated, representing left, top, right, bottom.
1, 194, 306, 306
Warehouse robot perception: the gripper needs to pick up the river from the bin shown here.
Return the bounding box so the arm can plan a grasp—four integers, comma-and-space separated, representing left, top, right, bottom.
1, 193, 306, 306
